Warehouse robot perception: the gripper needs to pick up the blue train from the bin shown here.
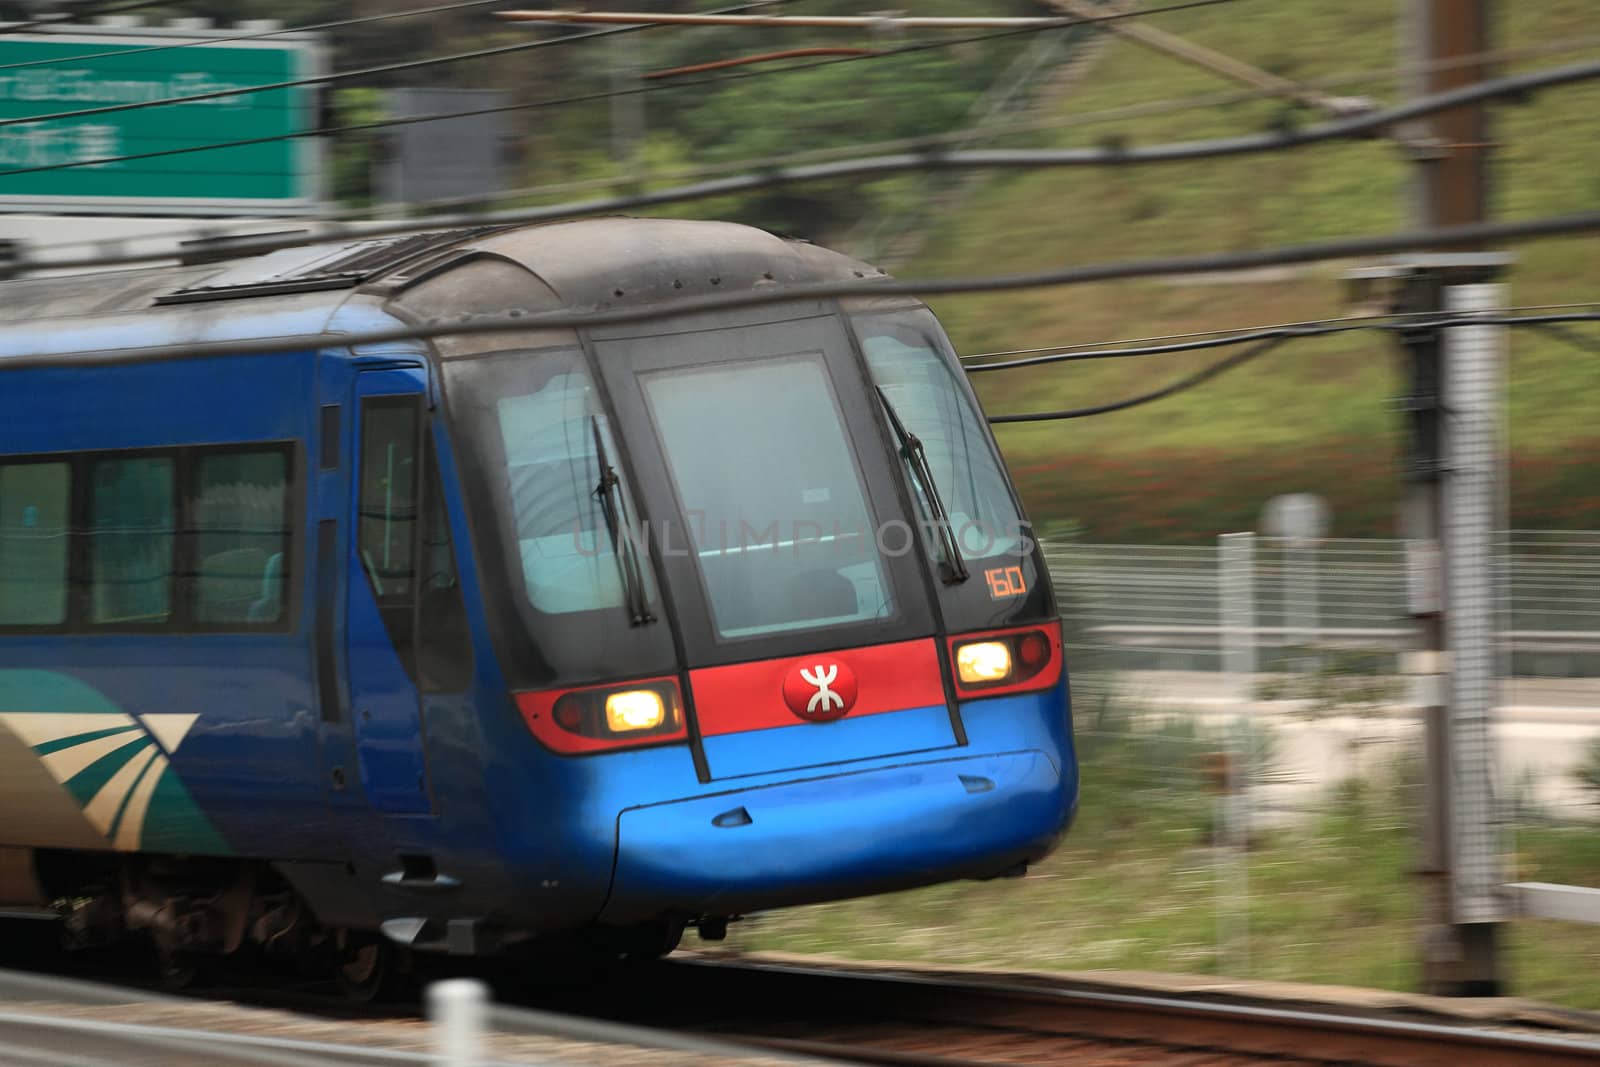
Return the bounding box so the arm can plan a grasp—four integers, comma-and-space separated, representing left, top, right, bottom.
0, 218, 1076, 990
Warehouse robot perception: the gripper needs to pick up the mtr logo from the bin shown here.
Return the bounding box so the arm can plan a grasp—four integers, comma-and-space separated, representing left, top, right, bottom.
781, 660, 858, 722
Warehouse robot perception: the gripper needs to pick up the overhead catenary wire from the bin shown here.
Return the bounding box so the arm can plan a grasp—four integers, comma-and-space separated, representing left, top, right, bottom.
986, 335, 1291, 422
300, 32, 1600, 210
966, 322, 1365, 372
7, 213, 1600, 373
959, 302, 1600, 364
128, 26, 1600, 232
0, 0, 512, 73
13, 4, 1600, 267
1530, 321, 1600, 356
130, 26, 1579, 233
496, 10, 1090, 29
19, 58, 1600, 274
0, 0, 1237, 133
32, 21, 1600, 261
979, 312, 1600, 424
0, 1, 1211, 185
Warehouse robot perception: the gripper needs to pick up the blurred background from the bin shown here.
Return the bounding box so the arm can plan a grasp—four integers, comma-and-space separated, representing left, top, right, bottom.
1, 0, 1597, 1010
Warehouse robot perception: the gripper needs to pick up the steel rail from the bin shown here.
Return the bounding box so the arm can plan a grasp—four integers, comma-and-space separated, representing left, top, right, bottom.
0, 1008, 459, 1066
488, 1001, 843, 1063
670, 957, 1600, 1066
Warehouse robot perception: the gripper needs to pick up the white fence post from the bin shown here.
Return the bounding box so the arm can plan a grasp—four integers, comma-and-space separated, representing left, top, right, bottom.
429, 979, 489, 1067
1289, 539, 1320, 673
1220, 532, 1257, 702
1218, 532, 1256, 975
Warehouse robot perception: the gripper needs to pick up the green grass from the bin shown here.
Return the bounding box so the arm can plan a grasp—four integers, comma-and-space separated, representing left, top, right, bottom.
874, 0, 1600, 534
722, 711, 1600, 1009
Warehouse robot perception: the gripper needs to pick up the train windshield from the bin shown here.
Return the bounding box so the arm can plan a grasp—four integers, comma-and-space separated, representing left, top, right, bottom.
443, 346, 679, 689
639, 353, 893, 639
852, 308, 1027, 563
489, 360, 655, 616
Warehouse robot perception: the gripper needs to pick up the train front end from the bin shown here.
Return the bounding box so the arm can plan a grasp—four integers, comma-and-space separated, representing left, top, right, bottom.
432, 221, 1076, 936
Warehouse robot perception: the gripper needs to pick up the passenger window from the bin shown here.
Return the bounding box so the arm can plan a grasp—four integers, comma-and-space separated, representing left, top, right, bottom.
89, 456, 175, 624
192, 450, 290, 625
0, 461, 69, 626
358, 399, 420, 601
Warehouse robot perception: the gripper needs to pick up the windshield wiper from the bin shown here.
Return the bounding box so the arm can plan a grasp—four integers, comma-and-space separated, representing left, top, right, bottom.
876, 387, 970, 584
591, 416, 655, 625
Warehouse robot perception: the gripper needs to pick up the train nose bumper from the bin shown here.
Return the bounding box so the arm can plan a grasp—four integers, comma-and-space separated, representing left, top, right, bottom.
599, 749, 1071, 925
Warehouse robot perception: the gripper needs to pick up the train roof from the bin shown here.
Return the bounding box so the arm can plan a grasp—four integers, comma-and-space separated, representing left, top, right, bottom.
0, 217, 890, 366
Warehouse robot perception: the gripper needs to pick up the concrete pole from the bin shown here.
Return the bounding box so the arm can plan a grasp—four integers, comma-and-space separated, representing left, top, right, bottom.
1402, 0, 1507, 999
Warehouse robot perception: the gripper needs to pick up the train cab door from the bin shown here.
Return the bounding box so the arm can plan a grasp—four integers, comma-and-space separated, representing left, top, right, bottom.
346, 368, 432, 814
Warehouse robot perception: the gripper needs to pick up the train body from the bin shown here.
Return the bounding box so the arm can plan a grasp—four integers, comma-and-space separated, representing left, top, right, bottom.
0, 219, 1075, 975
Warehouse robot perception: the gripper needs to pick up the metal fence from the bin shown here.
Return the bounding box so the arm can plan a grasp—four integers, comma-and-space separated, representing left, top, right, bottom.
1049, 531, 1600, 683
1047, 530, 1600, 825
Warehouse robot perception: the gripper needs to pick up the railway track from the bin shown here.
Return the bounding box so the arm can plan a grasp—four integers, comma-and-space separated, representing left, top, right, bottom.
640, 956, 1600, 1066
6, 936, 1600, 1065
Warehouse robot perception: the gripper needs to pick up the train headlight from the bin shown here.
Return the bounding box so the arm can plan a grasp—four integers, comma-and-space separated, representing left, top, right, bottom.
956, 641, 1013, 684
948, 626, 1061, 696
605, 689, 667, 732
516, 678, 686, 755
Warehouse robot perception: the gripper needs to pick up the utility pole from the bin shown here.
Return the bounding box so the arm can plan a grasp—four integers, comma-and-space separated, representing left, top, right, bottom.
1399, 0, 1507, 996
1408, 0, 1491, 231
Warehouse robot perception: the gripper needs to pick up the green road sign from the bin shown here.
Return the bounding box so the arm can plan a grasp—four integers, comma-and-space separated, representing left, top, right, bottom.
0, 25, 323, 215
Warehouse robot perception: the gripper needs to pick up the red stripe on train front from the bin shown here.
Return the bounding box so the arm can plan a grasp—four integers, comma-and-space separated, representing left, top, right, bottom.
690, 638, 946, 737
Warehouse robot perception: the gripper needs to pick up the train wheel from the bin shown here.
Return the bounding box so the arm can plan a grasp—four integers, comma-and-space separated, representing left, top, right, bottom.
334, 932, 399, 1002
619, 919, 683, 962
154, 948, 205, 991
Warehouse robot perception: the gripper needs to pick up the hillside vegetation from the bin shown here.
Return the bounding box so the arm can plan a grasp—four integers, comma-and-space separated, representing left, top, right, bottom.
904, 0, 1600, 540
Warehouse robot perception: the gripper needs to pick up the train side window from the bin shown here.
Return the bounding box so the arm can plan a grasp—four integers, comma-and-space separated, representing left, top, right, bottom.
191, 450, 291, 625
0, 461, 70, 626
358, 399, 420, 603
88, 456, 176, 625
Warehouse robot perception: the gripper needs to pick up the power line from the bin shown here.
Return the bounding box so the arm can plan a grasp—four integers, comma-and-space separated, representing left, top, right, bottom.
966, 322, 1366, 372
1530, 321, 1600, 357
986, 335, 1290, 422
959, 302, 1600, 364
176, 29, 1600, 228
192, 29, 1584, 231
499, 11, 1085, 29
980, 313, 1600, 423
22, 58, 1600, 274
0, 7, 1094, 183
0, 0, 508, 73
980, 315, 1600, 423
0, 0, 1234, 132
8, 216, 1600, 371
983, 313, 1600, 423
11, 3, 1598, 262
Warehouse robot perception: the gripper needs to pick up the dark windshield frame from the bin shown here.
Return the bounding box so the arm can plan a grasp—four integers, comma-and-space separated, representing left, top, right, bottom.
589, 308, 938, 667
439, 342, 680, 692
843, 298, 1057, 630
